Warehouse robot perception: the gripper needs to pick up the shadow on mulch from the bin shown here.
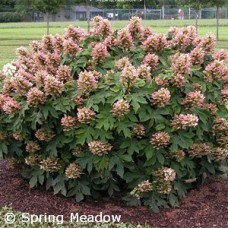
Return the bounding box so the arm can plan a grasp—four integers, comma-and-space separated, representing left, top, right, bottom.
0, 159, 227, 227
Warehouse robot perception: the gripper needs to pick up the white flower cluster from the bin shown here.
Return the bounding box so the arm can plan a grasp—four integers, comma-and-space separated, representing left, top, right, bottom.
2, 63, 16, 77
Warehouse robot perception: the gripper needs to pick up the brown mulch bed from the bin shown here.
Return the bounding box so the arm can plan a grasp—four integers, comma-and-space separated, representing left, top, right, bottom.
0, 159, 228, 227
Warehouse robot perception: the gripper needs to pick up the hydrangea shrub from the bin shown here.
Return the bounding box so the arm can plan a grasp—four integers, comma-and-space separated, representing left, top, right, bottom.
0, 17, 228, 211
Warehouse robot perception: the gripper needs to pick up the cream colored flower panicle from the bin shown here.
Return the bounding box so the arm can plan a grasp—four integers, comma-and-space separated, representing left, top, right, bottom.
112, 99, 130, 117
40, 157, 62, 172
2, 63, 17, 77
65, 163, 83, 179
130, 180, 153, 199
88, 140, 112, 156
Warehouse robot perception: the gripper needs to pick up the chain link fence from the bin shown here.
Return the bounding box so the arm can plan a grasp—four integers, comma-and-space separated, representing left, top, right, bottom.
0, 5, 228, 22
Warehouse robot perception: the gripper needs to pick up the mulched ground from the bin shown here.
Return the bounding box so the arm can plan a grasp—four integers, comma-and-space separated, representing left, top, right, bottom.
0, 159, 227, 227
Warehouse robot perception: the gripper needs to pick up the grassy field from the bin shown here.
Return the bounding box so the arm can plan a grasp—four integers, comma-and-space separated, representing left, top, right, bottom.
0, 19, 228, 69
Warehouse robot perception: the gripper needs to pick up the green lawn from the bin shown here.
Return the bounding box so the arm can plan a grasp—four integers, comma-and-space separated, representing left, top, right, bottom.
0, 19, 228, 69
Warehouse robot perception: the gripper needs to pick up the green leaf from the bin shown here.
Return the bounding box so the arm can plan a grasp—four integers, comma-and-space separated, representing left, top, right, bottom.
77, 153, 93, 174
131, 99, 140, 113
116, 161, 124, 178
93, 155, 109, 172
103, 58, 114, 69
80, 185, 91, 195
134, 79, 146, 88
46, 177, 53, 190
75, 127, 95, 145
46, 141, 58, 156
38, 175, 44, 185
202, 159, 215, 174
159, 56, 169, 69
156, 152, 165, 165
116, 121, 132, 138
29, 176, 37, 188
96, 113, 115, 131
75, 192, 84, 202
155, 124, 166, 131
168, 193, 178, 207
145, 144, 155, 160
0, 143, 8, 158
119, 154, 132, 162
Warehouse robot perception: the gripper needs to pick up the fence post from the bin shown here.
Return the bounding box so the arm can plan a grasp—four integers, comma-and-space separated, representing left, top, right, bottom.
162, 5, 165, 19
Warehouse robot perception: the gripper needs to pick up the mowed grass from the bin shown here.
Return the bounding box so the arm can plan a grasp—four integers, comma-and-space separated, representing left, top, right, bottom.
0, 19, 228, 69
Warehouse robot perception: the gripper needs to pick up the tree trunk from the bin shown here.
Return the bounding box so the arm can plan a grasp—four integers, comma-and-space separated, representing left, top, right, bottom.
47, 12, 49, 35
195, 10, 198, 34
86, 0, 91, 33
216, 6, 219, 41
144, 0, 147, 20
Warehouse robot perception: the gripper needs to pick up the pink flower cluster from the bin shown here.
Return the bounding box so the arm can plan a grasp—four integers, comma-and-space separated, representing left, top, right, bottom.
204, 60, 228, 81
115, 28, 134, 50
132, 124, 145, 139
92, 16, 112, 37
154, 76, 169, 87
190, 47, 205, 65
127, 16, 143, 37
142, 33, 168, 53
10, 74, 33, 94
52, 34, 64, 51
73, 95, 84, 106
150, 88, 171, 108
35, 70, 48, 87
35, 129, 55, 142
169, 26, 197, 51
41, 35, 55, 52
63, 39, 81, 56
116, 57, 131, 70
211, 147, 228, 161
142, 54, 159, 70
27, 87, 46, 107
1, 96, 21, 115
92, 43, 108, 60
171, 73, 186, 88
182, 91, 205, 108
212, 117, 228, 132
44, 75, 63, 96
103, 35, 115, 47
77, 107, 96, 123
77, 70, 98, 95
221, 88, 228, 104
150, 131, 170, 149
213, 49, 228, 62
61, 115, 78, 131
171, 114, 199, 130
25, 141, 40, 153
170, 53, 192, 75
88, 140, 112, 156
137, 64, 151, 81
64, 25, 85, 42
120, 65, 138, 87
194, 34, 216, 53
202, 103, 218, 115
56, 65, 73, 83
188, 143, 212, 158
140, 27, 154, 42
112, 99, 130, 117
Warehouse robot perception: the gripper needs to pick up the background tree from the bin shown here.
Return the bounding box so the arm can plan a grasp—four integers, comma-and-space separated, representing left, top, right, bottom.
0, 0, 16, 12
209, 0, 228, 40
15, 0, 33, 18
176, 0, 210, 33
32, 0, 65, 34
